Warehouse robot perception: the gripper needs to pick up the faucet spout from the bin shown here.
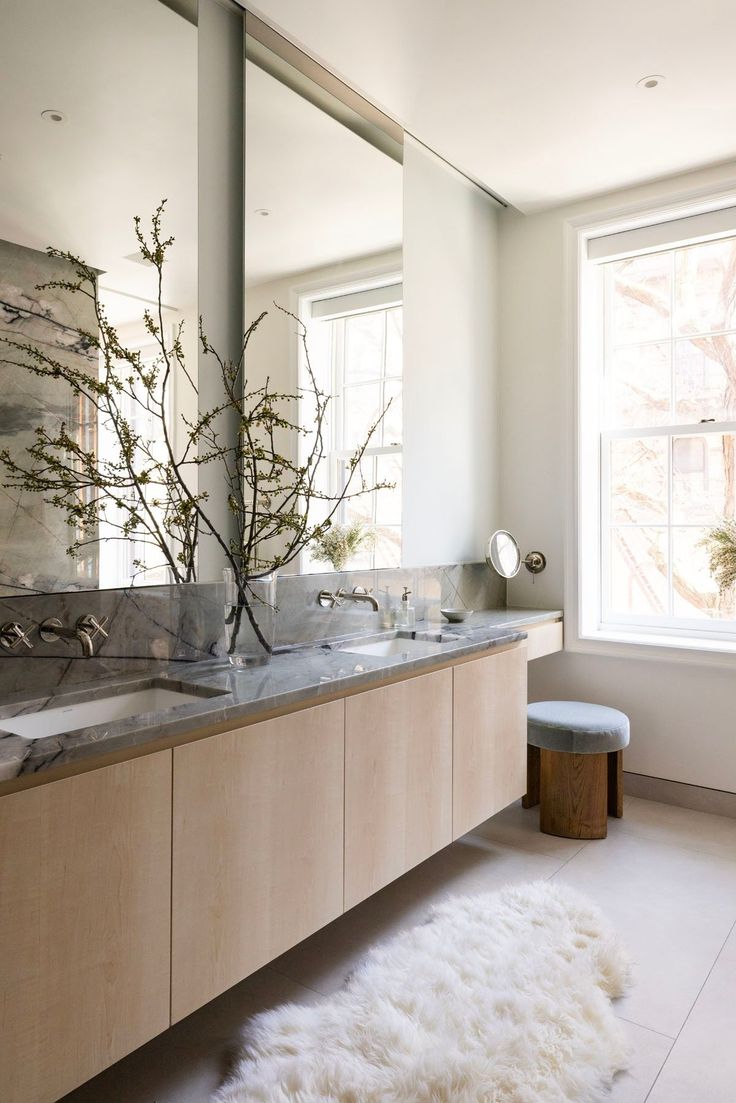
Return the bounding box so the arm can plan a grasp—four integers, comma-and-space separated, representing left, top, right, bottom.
317, 586, 380, 612
345, 586, 380, 611
75, 629, 95, 658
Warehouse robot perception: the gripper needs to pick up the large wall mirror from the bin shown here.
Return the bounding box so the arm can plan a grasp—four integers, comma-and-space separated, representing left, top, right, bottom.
0, 2, 405, 598
0, 0, 197, 597
244, 17, 403, 574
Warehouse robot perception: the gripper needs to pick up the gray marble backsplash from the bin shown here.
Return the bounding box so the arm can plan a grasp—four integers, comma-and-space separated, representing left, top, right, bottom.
0, 562, 506, 698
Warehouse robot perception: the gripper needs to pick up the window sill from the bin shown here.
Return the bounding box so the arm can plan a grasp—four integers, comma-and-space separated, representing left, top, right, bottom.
571, 625, 736, 667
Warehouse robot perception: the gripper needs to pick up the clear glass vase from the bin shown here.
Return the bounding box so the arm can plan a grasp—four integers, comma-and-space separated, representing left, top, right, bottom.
223, 569, 277, 668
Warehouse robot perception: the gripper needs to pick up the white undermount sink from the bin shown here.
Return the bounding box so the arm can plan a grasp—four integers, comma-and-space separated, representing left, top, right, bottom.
339, 633, 459, 659
1, 684, 217, 741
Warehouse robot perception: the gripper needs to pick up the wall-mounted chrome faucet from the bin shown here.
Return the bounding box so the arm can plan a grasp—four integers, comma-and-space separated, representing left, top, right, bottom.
317, 586, 380, 612
39, 615, 109, 658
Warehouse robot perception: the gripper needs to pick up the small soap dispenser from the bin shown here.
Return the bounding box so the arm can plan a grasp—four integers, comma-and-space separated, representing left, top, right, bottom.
399, 586, 415, 629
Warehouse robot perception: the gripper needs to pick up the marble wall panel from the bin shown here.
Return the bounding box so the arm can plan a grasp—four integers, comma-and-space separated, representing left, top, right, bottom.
0, 562, 506, 698
0, 239, 100, 595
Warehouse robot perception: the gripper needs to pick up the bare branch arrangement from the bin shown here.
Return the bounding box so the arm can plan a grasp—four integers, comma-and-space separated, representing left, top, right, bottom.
0, 203, 391, 656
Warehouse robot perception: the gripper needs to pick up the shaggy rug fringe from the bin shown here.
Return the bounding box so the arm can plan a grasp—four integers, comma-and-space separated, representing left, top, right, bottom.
215, 880, 632, 1102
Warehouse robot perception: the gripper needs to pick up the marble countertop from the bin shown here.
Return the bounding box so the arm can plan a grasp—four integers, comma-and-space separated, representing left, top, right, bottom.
0, 608, 561, 787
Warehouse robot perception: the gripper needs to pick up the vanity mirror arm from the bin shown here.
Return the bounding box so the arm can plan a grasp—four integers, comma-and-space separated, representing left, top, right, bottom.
522, 551, 547, 575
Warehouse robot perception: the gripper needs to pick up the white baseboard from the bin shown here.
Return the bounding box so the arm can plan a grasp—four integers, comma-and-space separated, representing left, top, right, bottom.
625, 771, 736, 820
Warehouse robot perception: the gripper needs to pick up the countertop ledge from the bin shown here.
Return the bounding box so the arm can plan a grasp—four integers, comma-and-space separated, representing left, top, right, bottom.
0, 608, 561, 787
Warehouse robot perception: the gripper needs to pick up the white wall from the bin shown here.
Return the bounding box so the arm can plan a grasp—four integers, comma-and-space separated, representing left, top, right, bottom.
499, 159, 736, 793
243, 140, 503, 574
402, 138, 501, 566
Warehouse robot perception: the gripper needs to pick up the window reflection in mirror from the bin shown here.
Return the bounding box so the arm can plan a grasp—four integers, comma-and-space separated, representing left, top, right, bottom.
0, 0, 197, 596
243, 51, 403, 573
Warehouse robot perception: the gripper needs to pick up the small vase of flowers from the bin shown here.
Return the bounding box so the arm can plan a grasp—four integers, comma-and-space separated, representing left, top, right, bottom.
311, 521, 375, 573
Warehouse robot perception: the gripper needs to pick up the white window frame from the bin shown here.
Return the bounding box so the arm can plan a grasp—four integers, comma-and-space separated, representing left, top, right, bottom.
569, 182, 736, 664
295, 269, 403, 572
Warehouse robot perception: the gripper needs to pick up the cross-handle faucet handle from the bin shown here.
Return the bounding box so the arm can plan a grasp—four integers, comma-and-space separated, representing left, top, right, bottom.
77, 614, 109, 642
352, 586, 374, 596
0, 621, 34, 652
317, 589, 346, 609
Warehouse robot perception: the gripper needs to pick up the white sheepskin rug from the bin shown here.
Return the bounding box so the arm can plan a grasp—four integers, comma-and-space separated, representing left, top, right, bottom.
215, 881, 632, 1103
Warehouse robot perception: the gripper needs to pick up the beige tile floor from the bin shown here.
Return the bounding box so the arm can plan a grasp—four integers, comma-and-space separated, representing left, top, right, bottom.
61, 795, 736, 1102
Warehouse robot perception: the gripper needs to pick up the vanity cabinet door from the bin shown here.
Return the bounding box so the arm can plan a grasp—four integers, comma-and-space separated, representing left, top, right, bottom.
0, 751, 172, 1103
171, 700, 344, 1022
344, 668, 453, 910
452, 643, 527, 838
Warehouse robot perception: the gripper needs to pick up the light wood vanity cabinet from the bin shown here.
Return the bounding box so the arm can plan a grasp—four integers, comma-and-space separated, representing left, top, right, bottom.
170, 700, 345, 1022
344, 668, 453, 909
452, 644, 528, 838
0, 751, 172, 1103
0, 631, 550, 1103
524, 619, 563, 661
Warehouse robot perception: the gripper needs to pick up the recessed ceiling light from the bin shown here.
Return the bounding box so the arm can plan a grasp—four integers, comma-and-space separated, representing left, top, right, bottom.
41, 109, 67, 123
636, 75, 665, 90
254, 208, 270, 217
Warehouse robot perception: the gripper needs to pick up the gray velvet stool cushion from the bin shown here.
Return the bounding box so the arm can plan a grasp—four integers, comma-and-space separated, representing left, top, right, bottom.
527, 700, 630, 755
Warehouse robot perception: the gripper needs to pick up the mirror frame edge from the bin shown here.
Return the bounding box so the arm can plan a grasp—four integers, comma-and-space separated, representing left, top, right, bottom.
243, 9, 403, 164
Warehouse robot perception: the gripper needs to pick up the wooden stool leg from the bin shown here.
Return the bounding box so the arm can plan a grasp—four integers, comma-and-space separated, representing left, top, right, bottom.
540, 749, 608, 839
608, 749, 623, 818
522, 745, 541, 809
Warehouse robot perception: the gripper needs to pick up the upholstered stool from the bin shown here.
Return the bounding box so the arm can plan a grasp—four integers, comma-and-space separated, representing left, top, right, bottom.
522, 701, 630, 839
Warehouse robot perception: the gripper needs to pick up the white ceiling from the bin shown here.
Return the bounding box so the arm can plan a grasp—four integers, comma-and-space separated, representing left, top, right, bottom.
248, 0, 736, 212
0, 0, 197, 324
245, 61, 402, 285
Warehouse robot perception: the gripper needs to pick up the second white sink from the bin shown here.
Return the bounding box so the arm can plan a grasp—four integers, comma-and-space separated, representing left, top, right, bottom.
339, 634, 456, 659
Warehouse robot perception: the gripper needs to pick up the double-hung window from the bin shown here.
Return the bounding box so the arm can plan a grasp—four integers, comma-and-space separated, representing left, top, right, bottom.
300, 278, 402, 571
582, 207, 736, 646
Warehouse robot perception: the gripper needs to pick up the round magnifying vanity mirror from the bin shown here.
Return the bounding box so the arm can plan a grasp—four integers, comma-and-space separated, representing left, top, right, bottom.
487, 530, 522, 578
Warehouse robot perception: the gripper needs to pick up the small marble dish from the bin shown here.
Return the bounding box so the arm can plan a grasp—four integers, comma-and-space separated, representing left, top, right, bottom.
441, 608, 473, 623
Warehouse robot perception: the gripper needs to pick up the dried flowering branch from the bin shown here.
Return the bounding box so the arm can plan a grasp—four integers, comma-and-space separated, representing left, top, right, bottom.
0, 202, 392, 652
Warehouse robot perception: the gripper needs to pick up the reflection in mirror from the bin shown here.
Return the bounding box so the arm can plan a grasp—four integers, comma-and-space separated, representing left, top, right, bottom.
487, 530, 522, 578
0, 0, 197, 596
244, 43, 403, 574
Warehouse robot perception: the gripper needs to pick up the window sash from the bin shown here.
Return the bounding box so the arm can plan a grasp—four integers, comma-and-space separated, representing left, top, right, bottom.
576, 202, 736, 649
298, 284, 403, 572
600, 422, 736, 633
603, 420, 736, 441
592, 224, 736, 639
